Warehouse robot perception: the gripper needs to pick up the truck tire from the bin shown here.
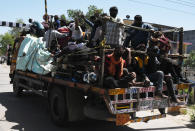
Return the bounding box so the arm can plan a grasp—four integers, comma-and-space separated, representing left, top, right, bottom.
13, 75, 23, 97
65, 88, 85, 122
49, 87, 69, 126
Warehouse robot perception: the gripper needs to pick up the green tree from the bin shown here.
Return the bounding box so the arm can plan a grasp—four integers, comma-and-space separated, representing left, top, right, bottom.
184, 51, 195, 67
67, 9, 84, 20
66, 5, 103, 21
0, 33, 14, 55
9, 19, 24, 38
65, 5, 104, 29
60, 14, 67, 21
85, 5, 103, 19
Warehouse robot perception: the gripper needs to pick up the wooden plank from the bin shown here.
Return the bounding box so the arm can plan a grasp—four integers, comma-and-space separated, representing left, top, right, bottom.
17, 71, 106, 95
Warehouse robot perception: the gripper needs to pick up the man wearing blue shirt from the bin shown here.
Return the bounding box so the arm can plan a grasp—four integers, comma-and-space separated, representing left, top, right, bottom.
124, 15, 154, 50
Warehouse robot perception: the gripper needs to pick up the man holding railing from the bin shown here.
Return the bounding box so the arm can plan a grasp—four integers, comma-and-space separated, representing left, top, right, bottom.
123, 15, 154, 50
104, 6, 124, 48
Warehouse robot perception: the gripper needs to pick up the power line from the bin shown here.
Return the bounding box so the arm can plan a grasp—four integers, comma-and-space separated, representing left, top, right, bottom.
177, 0, 195, 5
127, 0, 195, 16
165, 0, 195, 8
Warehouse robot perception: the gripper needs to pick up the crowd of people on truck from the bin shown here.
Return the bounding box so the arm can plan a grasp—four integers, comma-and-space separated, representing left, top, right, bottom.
18, 6, 190, 103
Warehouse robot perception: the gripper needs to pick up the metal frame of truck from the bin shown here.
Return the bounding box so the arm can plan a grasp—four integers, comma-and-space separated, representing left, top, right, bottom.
8, 21, 192, 127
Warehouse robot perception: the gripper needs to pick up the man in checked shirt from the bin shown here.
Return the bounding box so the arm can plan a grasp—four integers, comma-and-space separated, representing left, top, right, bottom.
105, 6, 124, 48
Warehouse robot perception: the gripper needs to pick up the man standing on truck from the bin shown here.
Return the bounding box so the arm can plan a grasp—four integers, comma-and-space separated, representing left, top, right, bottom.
104, 6, 124, 48
42, 14, 49, 31
81, 14, 103, 47
123, 15, 154, 49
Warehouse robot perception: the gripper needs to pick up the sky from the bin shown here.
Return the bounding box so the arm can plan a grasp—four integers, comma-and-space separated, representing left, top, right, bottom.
0, 0, 195, 34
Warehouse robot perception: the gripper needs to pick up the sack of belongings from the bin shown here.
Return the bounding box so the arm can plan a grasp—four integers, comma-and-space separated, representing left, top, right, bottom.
16, 35, 55, 75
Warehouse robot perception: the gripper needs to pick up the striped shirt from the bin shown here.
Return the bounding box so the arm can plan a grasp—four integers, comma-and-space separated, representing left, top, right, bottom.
105, 17, 124, 47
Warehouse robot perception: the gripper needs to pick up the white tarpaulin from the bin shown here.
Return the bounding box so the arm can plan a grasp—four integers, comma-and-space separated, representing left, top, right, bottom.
16, 35, 54, 75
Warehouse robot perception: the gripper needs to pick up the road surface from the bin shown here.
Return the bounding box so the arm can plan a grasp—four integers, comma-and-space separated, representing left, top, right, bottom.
0, 64, 194, 131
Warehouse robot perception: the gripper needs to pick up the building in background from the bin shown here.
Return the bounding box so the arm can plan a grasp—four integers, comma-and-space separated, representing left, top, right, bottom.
183, 30, 195, 54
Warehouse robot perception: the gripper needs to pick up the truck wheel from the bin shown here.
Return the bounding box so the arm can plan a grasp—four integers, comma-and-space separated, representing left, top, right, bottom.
49, 87, 69, 126
13, 75, 23, 97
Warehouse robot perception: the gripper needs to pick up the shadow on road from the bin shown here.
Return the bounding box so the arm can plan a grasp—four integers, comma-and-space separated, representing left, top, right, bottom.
186, 123, 195, 129
0, 92, 137, 131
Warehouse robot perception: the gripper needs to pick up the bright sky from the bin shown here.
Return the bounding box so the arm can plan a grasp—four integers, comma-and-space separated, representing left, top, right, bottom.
0, 0, 195, 34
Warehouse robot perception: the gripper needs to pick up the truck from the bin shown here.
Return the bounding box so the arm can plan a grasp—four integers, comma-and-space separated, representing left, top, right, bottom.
8, 20, 193, 127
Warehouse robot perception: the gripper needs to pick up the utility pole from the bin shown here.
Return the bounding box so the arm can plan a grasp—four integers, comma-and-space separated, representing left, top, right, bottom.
44, 0, 48, 22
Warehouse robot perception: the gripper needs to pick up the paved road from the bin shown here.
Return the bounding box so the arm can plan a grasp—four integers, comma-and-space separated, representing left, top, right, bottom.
0, 64, 194, 131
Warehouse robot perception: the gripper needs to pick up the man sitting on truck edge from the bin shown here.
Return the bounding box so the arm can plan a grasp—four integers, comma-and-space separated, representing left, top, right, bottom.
147, 42, 181, 103
132, 44, 168, 99
149, 32, 189, 84
97, 46, 136, 89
